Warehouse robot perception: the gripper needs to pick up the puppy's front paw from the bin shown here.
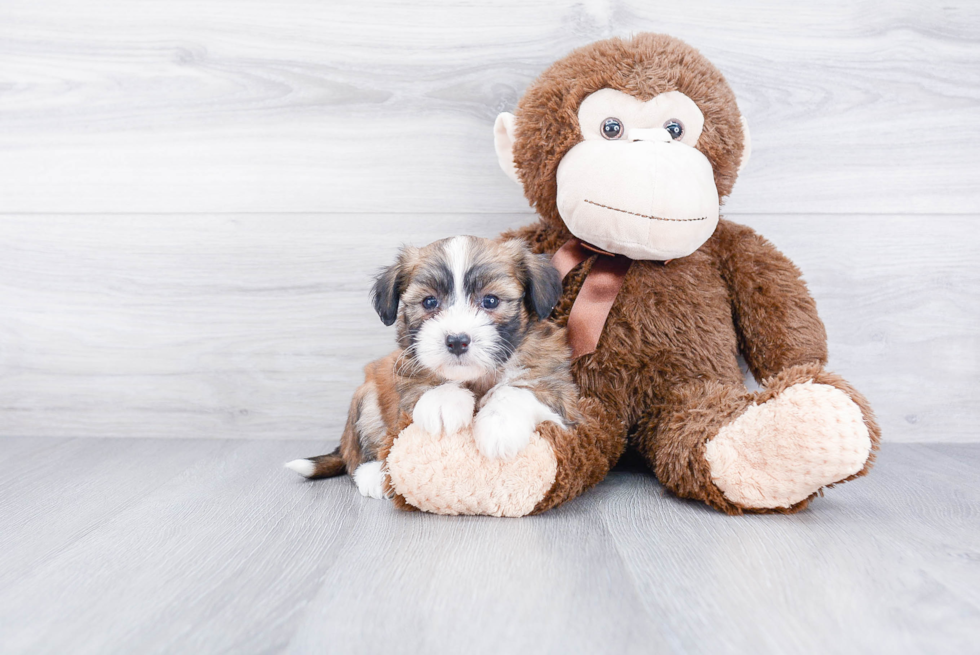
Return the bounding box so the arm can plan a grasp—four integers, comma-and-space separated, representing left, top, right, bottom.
474, 386, 565, 459
353, 461, 388, 500
412, 383, 476, 435
473, 393, 538, 460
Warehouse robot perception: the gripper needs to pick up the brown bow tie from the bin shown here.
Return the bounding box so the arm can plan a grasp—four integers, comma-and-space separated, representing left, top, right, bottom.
551, 238, 633, 359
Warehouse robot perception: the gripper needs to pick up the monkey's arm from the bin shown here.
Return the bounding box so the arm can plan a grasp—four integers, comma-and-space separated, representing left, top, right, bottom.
530, 396, 626, 514
712, 220, 828, 382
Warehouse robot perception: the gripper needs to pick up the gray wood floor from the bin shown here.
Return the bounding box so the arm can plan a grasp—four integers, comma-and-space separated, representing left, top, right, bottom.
1, 437, 978, 654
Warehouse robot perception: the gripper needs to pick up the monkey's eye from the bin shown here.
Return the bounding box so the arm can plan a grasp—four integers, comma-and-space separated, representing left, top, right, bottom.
480, 295, 499, 310
601, 117, 624, 140
422, 296, 439, 310
663, 119, 685, 140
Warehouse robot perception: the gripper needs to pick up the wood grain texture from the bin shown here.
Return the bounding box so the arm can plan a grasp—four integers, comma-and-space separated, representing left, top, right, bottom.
0, 438, 977, 654
1, 213, 976, 443
0, 1, 977, 214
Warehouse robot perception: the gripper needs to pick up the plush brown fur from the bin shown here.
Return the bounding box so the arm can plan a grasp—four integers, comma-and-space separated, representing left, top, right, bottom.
501, 33, 880, 514
530, 397, 625, 514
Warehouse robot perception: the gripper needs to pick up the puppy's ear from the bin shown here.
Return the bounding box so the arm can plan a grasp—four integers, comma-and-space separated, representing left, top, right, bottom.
371, 247, 416, 326
519, 245, 563, 320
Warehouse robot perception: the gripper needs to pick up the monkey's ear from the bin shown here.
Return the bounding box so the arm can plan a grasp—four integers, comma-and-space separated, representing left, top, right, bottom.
493, 112, 521, 185
371, 249, 414, 326
738, 114, 751, 174
522, 251, 563, 320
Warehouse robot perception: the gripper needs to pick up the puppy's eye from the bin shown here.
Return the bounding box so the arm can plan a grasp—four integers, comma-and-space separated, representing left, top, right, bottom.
480, 295, 499, 310
422, 296, 439, 310
601, 117, 623, 140
663, 119, 684, 140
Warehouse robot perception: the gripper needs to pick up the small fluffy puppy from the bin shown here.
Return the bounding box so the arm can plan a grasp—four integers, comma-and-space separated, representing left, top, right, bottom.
286, 235, 578, 499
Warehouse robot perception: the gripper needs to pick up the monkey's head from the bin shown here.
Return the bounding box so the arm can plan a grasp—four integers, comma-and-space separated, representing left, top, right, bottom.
494, 34, 750, 261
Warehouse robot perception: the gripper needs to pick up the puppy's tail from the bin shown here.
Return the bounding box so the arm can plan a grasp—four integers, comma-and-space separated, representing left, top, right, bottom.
285, 446, 346, 479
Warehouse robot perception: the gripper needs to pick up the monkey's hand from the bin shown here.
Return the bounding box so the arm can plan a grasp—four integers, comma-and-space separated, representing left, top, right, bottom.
412, 383, 476, 435
474, 386, 565, 459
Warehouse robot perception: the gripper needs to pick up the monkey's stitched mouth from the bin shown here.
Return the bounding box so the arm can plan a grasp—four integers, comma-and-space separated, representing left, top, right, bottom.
584, 199, 707, 223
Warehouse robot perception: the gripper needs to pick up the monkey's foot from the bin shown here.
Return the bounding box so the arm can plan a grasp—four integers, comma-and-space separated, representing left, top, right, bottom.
704, 379, 872, 510
386, 423, 557, 517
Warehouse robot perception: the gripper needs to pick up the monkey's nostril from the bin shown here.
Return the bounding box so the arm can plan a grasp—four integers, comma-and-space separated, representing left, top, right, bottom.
445, 334, 471, 356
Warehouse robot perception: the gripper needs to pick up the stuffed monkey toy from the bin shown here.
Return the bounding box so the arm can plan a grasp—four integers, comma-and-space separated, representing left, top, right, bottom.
385, 33, 879, 516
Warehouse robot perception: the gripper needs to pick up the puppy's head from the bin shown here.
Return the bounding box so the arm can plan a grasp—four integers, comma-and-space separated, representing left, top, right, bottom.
372, 236, 562, 382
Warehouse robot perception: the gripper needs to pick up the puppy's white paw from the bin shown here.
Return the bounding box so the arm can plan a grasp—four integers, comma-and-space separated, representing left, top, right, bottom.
352, 461, 387, 500
474, 407, 535, 459
474, 386, 562, 460
412, 383, 476, 435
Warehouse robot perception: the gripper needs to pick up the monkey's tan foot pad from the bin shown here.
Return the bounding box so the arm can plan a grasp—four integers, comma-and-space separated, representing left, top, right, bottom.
386, 423, 557, 517
704, 381, 872, 510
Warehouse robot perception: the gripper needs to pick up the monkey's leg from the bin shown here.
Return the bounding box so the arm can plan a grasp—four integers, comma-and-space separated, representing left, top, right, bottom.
380, 399, 625, 516
636, 363, 881, 514
529, 397, 627, 514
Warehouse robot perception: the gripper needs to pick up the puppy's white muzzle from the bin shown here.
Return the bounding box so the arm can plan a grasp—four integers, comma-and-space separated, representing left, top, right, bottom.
416, 305, 499, 382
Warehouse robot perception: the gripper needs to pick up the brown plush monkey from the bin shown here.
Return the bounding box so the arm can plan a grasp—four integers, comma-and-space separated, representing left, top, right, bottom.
384, 33, 879, 516
491, 33, 881, 514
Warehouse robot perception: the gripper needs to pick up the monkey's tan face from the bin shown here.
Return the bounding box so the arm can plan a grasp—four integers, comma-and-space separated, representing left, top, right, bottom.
555, 89, 720, 260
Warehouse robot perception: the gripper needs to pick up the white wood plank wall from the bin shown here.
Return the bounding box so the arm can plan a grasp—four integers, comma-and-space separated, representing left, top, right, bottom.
1, 1, 977, 442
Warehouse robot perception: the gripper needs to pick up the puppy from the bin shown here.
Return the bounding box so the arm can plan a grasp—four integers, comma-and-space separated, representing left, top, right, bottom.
285, 235, 579, 499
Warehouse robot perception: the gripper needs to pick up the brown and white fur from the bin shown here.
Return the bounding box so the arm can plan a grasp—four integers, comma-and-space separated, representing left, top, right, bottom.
285, 236, 578, 499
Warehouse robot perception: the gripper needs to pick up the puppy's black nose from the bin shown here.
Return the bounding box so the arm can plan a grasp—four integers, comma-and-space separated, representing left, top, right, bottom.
445, 333, 470, 356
